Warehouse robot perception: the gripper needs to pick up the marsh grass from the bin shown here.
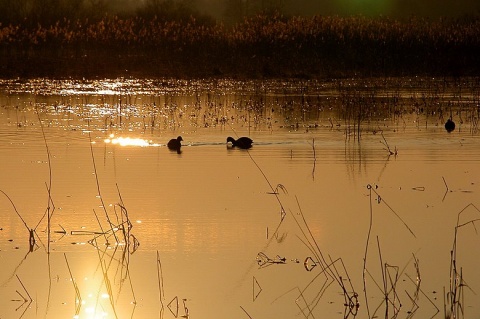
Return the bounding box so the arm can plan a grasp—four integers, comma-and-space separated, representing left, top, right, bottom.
445, 203, 480, 319
246, 134, 362, 317
362, 185, 447, 319
4, 77, 480, 138
1, 14, 479, 78
292, 246, 359, 318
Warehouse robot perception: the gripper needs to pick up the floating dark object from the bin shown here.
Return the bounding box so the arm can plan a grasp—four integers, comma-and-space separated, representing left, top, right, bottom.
167, 136, 183, 153
227, 136, 253, 149
445, 119, 455, 133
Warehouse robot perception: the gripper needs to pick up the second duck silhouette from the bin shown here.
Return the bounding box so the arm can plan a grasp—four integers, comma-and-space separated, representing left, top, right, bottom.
227, 136, 253, 149
167, 136, 183, 153
445, 118, 455, 133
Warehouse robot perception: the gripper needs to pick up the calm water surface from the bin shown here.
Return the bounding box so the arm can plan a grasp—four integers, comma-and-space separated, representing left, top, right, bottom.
0, 78, 479, 319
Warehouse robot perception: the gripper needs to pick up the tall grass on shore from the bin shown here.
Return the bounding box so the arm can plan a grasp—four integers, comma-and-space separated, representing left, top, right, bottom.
1, 13, 479, 78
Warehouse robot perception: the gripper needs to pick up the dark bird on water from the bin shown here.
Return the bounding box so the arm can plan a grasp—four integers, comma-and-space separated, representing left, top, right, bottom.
227, 136, 253, 149
445, 118, 455, 133
167, 136, 183, 152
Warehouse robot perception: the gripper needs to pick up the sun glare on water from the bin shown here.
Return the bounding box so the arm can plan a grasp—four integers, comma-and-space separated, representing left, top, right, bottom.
71, 291, 111, 319
104, 134, 158, 147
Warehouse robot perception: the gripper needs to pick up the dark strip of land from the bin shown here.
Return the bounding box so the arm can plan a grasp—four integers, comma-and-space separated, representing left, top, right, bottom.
1, 14, 479, 79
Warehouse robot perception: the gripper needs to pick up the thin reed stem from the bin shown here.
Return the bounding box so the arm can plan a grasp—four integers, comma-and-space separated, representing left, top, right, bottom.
88, 130, 119, 244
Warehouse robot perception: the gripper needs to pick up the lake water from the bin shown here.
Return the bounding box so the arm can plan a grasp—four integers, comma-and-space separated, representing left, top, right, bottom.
0, 77, 479, 319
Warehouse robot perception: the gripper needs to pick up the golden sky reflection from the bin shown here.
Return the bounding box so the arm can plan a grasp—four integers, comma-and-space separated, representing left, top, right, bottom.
64, 252, 131, 319
103, 134, 159, 147
73, 289, 110, 319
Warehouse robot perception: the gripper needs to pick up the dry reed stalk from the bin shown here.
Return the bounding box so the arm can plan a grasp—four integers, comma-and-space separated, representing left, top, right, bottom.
167, 296, 179, 317
0, 189, 38, 252
405, 254, 421, 317
102, 259, 119, 319
240, 305, 254, 319
294, 260, 337, 318
0, 190, 29, 231
115, 184, 138, 254
88, 130, 119, 244
35, 106, 55, 254
242, 135, 288, 224
311, 138, 316, 180
90, 208, 109, 246
156, 251, 166, 317
368, 185, 416, 238
364, 184, 418, 318
292, 196, 330, 274
92, 242, 120, 319
64, 253, 82, 316
327, 256, 359, 317
14, 275, 33, 317
445, 203, 480, 319
253, 276, 262, 301
295, 286, 319, 319
404, 272, 440, 318
365, 243, 407, 319
380, 131, 397, 156
290, 197, 359, 316
442, 176, 451, 201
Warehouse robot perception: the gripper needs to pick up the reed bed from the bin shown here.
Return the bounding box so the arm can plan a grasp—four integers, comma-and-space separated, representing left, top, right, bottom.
30, 76, 479, 137
0, 13, 479, 78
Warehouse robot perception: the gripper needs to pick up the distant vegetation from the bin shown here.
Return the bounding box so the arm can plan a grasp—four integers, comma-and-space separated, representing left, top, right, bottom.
0, 0, 479, 79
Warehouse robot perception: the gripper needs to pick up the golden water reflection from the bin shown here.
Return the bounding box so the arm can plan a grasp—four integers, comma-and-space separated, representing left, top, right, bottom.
104, 134, 158, 147
1, 78, 480, 318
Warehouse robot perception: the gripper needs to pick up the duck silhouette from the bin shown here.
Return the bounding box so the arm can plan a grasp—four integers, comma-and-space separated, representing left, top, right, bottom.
167, 136, 183, 153
226, 136, 253, 149
445, 118, 455, 133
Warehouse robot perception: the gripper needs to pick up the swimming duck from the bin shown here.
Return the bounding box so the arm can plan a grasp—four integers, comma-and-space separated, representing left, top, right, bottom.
227, 136, 253, 149
445, 118, 455, 133
167, 136, 183, 152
